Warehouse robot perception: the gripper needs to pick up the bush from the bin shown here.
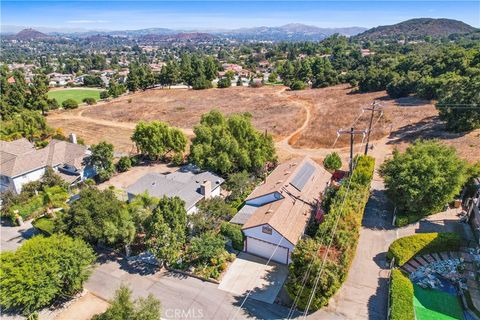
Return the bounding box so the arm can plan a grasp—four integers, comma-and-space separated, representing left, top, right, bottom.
116, 156, 132, 172
9, 195, 44, 220
82, 97, 97, 105
171, 153, 184, 166
62, 98, 79, 109
217, 77, 231, 88
32, 216, 55, 235
220, 222, 244, 250
93, 285, 161, 320
290, 80, 306, 90
286, 155, 375, 311
0, 235, 95, 315
390, 269, 414, 320
100, 91, 109, 100
323, 152, 342, 171
387, 232, 463, 266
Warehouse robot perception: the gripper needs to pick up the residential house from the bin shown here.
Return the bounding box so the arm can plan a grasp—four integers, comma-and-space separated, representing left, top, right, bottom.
467, 177, 480, 243
230, 156, 331, 264
0, 137, 93, 194
125, 165, 224, 214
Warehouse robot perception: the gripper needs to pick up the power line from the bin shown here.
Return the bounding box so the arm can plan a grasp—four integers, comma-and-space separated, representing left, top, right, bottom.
302, 135, 367, 318
363, 100, 383, 155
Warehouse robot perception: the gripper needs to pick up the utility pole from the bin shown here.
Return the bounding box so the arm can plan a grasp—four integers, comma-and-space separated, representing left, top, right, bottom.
363, 101, 383, 155
337, 127, 366, 174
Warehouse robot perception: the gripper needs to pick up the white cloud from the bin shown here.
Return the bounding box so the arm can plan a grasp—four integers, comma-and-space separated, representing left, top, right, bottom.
67, 20, 108, 24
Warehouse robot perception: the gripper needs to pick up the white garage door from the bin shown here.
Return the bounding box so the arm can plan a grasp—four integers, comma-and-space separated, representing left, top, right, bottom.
246, 237, 289, 264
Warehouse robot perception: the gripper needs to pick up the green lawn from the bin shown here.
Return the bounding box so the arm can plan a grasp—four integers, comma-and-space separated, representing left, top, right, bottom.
413, 284, 464, 320
47, 88, 103, 104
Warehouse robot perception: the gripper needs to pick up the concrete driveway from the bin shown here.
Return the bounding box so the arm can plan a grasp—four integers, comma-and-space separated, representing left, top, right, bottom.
218, 252, 288, 304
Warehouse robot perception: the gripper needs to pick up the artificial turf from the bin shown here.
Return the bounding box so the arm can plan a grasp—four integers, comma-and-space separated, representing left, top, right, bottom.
413, 284, 464, 320
47, 88, 103, 104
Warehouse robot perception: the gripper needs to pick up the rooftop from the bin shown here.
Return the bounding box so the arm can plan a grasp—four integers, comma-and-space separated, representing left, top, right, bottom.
0, 138, 89, 178
125, 164, 224, 210
238, 156, 331, 245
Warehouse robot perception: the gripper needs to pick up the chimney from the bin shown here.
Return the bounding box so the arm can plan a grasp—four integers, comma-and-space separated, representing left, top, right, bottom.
200, 180, 211, 199
69, 133, 77, 144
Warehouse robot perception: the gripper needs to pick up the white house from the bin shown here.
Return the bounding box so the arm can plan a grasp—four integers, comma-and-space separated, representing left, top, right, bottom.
125, 164, 224, 214
230, 157, 331, 264
0, 138, 93, 194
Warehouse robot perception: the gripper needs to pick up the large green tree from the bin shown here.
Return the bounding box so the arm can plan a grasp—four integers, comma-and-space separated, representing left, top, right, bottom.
88, 141, 115, 182
0, 235, 95, 315
437, 75, 480, 132
131, 121, 187, 160
57, 188, 135, 247
144, 196, 187, 265
190, 110, 276, 175
380, 140, 468, 219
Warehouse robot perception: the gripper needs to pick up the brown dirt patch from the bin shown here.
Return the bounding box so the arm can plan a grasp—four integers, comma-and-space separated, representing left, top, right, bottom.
47, 117, 135, 153
286, 84, 439, 148
80, 86, 305, 140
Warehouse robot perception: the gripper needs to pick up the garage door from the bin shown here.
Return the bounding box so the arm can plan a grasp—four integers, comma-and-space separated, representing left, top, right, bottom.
246, 237, 289, 264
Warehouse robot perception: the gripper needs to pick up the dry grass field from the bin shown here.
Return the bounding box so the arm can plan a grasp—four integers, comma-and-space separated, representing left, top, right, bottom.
81, 86, 306, 139
285, 85, 439, 148
47, 84, 480, 162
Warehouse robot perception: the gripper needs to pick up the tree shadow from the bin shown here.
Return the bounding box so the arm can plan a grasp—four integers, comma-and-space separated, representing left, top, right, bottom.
95, 251, 159, 276
387, 116, 469, 146
366, 276, 390, 320
362, 189, 395, 231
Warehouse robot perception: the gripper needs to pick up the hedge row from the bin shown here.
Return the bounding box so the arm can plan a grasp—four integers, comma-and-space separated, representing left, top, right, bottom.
390, 269, 414, 320
387, 232, 463, 266
286, 155, 375, 311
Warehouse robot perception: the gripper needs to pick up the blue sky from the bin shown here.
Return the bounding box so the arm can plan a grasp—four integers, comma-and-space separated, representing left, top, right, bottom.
1, 1, 479, 31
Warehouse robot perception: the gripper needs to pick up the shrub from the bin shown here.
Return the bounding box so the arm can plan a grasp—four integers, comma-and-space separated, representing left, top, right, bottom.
0, 235, 95, 315
323, 152, 342, 171
286, 155, 375, 311
171, 153, 184, 166
217, 77, 231, 88
387, 232, 463, 266
100, 91, 109, 100
390, 269, 414, 320
93, 285, 161, 320
290, 80, 306, 90
9, 195, 44, 219
62, 98, 79, 109
220, 222, 244, 250
32, 216, 55, 235
82, 97, 97, 105
117, 156, 132, 172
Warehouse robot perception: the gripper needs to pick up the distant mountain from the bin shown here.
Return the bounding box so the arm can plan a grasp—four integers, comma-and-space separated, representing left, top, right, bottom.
355, 18, 477, 40
140, 32, 216, 42
221, 23, 367, 41
15, 28, 51, 40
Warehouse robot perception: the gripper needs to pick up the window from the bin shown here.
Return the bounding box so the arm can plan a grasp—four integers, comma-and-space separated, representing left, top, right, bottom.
0, 175, 10, 185
262, 226, 272, 235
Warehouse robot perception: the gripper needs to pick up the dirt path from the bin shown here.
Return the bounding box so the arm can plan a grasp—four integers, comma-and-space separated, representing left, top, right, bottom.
48, 105, 195, 136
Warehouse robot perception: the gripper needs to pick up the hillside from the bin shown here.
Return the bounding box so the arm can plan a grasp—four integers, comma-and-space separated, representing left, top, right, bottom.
15, 28, 50, 40
355, 18, 476, 40
221, 23, 367, 41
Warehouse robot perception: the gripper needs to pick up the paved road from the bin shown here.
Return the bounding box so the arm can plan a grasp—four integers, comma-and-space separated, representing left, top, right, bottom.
0, 220, 38, 252
85, 253, 294, 320
309, 174, 472, 320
